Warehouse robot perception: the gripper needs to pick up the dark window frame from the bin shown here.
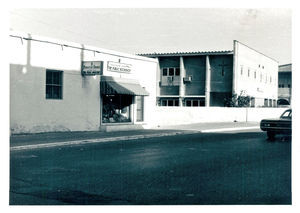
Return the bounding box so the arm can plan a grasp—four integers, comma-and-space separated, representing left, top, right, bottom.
161, 67, 180, 77
102, 94, 132, 123
185, 98, 205, 107
161, 98, 180, 107
162, 68, 168, 76
46, 69, 63, 100
175, 68, 180, 76
168, 68, 174, 76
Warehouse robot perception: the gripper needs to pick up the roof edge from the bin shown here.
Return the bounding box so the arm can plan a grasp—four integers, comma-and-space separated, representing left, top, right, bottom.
138, 50, 234, 57
234, 40, 279, 63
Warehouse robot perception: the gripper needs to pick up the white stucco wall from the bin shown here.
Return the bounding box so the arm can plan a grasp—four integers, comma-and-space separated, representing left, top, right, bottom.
10, 32, 157, 134
148, 107, 288, 127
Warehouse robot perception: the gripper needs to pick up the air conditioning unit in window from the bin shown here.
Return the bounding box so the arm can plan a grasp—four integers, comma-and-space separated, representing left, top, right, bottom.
183, 76, 192, 83
167, 76, 174, 86
167, 76, 174, 81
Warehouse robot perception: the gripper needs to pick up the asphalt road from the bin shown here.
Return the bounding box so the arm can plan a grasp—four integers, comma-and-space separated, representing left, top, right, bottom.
10, 130, 291, 205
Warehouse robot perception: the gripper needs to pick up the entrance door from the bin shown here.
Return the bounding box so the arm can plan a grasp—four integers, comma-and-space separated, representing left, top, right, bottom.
136, 96, 144, 122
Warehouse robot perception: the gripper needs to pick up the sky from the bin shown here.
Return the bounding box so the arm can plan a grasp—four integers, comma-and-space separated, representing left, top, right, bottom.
9, 8, 291, 65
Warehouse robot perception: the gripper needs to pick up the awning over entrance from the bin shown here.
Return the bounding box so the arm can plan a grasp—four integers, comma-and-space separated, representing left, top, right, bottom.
100, 76, 149, 96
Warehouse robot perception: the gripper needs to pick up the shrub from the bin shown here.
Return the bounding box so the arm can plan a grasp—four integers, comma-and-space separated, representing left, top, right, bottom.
224, 91, 250, 107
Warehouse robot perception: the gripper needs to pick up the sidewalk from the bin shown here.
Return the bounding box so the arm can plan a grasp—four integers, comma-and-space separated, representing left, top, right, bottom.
10, 121, 260, 150
155, 121, 260, 132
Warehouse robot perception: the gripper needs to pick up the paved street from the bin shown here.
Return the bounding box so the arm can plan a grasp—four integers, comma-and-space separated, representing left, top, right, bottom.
10, 130, 291, 205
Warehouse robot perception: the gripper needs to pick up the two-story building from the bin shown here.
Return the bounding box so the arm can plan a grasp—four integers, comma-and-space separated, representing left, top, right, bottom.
139, 40, 279, 108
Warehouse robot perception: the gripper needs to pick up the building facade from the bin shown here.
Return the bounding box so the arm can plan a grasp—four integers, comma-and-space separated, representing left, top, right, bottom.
278, 64, 292, 106
140, 40, 278, 108
10, 32, 157, 134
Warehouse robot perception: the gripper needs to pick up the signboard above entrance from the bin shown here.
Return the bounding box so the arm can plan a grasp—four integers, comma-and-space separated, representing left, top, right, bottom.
107, 61, 132, 73
81, 61, 103, 75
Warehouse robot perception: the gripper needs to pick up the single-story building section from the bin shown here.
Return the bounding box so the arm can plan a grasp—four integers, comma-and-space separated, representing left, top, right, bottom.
10, 32, 158, 134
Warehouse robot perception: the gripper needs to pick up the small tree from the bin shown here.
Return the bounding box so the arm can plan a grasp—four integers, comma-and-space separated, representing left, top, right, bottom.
224, 91, 250, 107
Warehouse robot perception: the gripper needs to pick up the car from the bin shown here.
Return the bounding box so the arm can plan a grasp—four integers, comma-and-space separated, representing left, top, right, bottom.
260, 109, 292, 140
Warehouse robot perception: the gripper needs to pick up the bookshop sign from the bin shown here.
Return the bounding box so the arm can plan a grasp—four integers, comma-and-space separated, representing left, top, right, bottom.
107, 61, 132, 73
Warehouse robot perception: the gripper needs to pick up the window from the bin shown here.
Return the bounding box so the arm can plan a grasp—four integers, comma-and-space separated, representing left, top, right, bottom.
168, 99, 174, 106
240, 66, 243, 75
254, 71, 256, 79
161, 67, 180, 77
281, 110, 291, 118
169, 68, 174, 76
269, 99, 272, 107
185, 98, 205, 107
264, 99, 268, 107
288, 84, 291, 88
260, 73, 262, 82
102, 94, 132, 123
192, 100, 199, 107
248, 69, 250, 77
174, 99, 179, 106
46, 69, 63, 99
160, 99, 179, 107
175, 68, 180, 76
162, 100, 167, 106
163, 68, 168, 76
186, 100, 192, 107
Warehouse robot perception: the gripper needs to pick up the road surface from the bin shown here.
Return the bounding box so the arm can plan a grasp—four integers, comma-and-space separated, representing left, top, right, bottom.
10, 130, 291, 205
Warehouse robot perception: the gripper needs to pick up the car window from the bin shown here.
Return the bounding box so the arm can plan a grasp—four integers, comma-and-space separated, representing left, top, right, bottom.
281, 110, 291, 118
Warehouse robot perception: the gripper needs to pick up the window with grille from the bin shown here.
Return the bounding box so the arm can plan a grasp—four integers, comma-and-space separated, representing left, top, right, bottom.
161, 67, 180, 76
185, 98, 205, 107
46, 69, 63, 99
160, 98, 179, 107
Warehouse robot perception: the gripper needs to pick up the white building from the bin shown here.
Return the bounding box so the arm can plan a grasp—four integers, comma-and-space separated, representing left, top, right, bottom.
10, 32, 158, 134
233, 41, 278, 107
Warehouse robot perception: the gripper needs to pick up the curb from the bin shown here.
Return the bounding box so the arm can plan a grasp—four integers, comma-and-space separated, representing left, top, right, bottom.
10, 126, 261, 151
10, 131, 196, 151
200, 126, 260, 133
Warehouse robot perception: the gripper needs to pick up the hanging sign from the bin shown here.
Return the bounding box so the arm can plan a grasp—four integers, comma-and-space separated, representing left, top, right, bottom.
81, 61, 103, 75
107, 61, 132, 73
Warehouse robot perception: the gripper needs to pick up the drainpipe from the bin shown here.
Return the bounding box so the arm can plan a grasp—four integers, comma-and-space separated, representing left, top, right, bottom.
179, 56, 186, 107
205, 55, 211, 107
